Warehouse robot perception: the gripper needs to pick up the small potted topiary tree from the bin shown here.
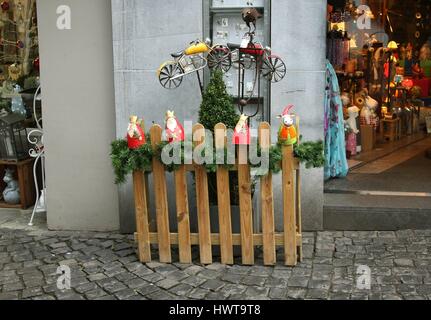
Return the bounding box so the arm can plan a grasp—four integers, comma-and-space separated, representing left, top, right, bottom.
198, 70, 241, 233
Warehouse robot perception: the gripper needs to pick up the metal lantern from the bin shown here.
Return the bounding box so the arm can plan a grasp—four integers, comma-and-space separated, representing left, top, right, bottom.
0, 113, 29, 161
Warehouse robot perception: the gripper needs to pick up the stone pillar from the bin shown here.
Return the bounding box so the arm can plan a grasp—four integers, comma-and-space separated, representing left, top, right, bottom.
37, 0, 120, 231
271, 0, 327, 230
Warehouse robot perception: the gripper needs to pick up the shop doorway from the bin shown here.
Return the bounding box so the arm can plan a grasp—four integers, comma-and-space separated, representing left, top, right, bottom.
0, 0, 44, 227
324, 0, 431, 230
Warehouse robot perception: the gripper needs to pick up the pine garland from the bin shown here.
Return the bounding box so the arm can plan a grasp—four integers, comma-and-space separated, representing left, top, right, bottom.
294, 140, 325, 169
110, 138, 325, 184
110, 139, 153, 184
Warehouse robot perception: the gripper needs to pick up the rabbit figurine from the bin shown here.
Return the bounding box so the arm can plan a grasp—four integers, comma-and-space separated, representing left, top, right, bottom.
277, 105, 297, 146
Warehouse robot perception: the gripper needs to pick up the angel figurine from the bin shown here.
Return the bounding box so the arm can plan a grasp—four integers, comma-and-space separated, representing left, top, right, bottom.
127, 115, 146, 149
233, 114, 250, 145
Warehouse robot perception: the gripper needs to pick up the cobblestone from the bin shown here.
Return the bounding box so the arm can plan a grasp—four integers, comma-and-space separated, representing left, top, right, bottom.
1, 228, 431, 300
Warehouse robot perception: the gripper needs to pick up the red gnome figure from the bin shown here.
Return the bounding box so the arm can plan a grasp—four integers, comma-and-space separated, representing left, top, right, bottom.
127, 115, 146, 149
233, 114, 250, 145
165, 110, 185, 143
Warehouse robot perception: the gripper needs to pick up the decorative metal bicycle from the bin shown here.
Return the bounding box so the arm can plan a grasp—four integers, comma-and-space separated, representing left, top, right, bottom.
228, 31, 287, 117
157, 39, 232, 90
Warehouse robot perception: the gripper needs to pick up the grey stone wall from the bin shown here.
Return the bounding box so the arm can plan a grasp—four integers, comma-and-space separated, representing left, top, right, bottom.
111, 0, 204, 232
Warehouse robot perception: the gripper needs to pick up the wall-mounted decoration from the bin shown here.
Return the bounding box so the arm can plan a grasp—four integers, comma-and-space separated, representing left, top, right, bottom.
157, 39, 232, 91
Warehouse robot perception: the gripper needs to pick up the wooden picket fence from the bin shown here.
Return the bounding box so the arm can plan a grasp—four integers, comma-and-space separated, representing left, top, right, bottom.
133, 122, 302, 266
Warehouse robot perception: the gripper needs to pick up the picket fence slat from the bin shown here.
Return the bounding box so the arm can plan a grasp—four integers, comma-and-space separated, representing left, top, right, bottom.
193, 124, 213, 265
133, 170, 152, 263
150, 125, 172, 263
259, 122, 276, 266
282, 145, 297, 266
134, 123, 302, 267
238, 145, 254, 265
215, 123, 234, 265
175, 166, 192, 264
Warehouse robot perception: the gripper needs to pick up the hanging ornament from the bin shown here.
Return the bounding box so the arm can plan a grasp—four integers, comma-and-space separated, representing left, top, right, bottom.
16, 40, 24, 49
1, 1, 9, 12
8, 63, 22, 81
165, 110, 185, 143
277, 105, 298, 146
17, 17, 25, 33
33, 57, 40, 72
127, 116, 146, 150
15, 1, 23, 12
11, 84, 26, 117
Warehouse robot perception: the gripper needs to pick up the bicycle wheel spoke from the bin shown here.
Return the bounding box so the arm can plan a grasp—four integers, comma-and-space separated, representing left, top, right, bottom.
161, 78, 169, 87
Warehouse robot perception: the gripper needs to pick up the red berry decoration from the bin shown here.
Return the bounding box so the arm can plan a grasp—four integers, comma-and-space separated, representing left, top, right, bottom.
33, 57, 40, 71
1, 1, 9, 12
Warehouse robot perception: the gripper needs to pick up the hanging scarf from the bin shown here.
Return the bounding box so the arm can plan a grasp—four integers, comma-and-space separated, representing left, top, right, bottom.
324, 60, 349, 180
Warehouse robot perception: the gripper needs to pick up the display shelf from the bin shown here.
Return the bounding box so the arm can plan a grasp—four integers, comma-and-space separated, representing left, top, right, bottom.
0, 157, 36, 209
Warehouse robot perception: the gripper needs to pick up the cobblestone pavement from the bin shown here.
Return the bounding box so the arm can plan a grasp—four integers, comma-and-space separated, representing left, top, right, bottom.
1, 227, 431, 300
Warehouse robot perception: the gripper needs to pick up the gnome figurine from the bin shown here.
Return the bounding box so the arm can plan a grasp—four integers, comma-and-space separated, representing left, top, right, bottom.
165, 110, 185, 143
127, 115, 146, 150
277, 105, 297, 146
233, 114, 250, 145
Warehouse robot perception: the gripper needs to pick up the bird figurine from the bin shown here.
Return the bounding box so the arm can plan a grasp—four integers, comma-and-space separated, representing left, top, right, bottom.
277, 105, 297, 146
241, 7, 262, 33
165, 110, 185, 143
127, 115, 146, 150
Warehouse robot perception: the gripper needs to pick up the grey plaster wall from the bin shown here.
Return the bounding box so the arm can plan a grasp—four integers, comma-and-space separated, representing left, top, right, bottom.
271, 0, 327, 230
111, 0, 204, 232
112, 0, 327, 232
37, 0, 120, 231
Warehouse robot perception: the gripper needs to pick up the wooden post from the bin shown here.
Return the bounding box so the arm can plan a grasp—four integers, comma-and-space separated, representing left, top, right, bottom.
150, 125, 171, 263
215, 123, 233, 265
175, 166, 192, 264
238, 144, 254, 265
133, 170, 151, 262
282, 145, 297, 266
193, 124, 212, 265
259, 122, 276, 266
